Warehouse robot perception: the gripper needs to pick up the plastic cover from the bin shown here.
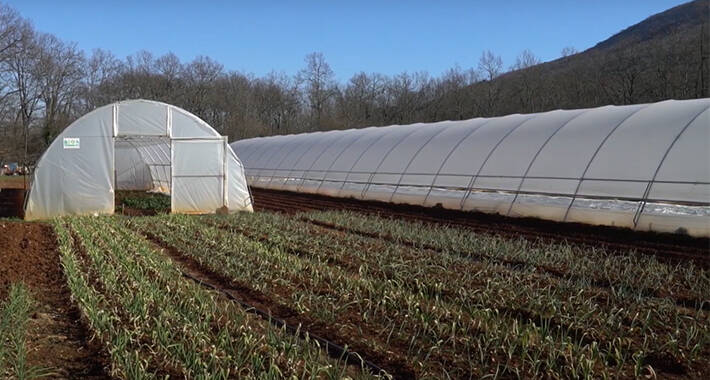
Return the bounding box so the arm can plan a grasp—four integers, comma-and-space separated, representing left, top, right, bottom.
232, 99, 710, 236
25, 99, 252, 219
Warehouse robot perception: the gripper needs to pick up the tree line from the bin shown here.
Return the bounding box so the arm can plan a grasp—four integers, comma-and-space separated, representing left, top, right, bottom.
0, 1, 707, 164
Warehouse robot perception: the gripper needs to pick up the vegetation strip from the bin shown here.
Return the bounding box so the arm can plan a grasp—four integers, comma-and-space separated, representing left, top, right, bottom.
140, 228, 411, 379
129, 217, 420, 379
253, 188, 710, 266
301, 210, 710, 307
154, 236, 391, 378
299, 215, 710, 311
0, 284, 53, 379
55, 216, 373, 379
191, 211, 708, 378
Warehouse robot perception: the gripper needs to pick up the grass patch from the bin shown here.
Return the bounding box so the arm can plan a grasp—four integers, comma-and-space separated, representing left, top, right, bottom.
115, 190, 170, 214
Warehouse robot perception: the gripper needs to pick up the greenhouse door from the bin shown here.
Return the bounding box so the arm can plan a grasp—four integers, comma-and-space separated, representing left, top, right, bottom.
171, 138, 227, 213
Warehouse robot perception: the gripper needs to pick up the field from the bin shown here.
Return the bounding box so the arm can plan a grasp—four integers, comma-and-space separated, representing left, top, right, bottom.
1, 193, 709, 379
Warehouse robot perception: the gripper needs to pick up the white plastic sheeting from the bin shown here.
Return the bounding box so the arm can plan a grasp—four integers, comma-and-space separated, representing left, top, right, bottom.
25, 99, 253, 220
232, 99, 710, 237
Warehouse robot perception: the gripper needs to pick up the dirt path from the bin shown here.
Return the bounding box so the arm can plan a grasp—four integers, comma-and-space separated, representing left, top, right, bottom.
0, 221, 110, 379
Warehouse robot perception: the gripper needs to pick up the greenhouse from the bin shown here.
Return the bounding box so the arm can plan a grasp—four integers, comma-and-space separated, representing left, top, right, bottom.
232, 98, 710, 237
25, 99, 253, 220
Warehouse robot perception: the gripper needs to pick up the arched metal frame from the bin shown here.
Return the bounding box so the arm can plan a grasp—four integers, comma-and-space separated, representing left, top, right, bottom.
561, 105, 651, 222
459, 115, 536, 210
232, 99, 710, 236
388, 122, 460, 202
314, 128, 376, 193
296, 131, 353, 192
360, 125, 425, 199
631, 105, 710, 228
422, 118, 491, 204
335, 127, 402, 197
506, 110, 590, 216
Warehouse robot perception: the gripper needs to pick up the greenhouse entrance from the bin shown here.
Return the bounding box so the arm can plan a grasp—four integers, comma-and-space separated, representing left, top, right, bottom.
114, 135, 229, 214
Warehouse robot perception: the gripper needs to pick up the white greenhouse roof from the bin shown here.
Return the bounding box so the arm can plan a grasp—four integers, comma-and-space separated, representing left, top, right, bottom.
231, 98, 710, 236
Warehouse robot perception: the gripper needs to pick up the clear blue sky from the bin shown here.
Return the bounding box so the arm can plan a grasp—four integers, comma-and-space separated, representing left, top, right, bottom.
5, 0, 690, 81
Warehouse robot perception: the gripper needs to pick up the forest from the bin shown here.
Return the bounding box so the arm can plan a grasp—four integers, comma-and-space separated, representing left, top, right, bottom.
0, 0, 708, 164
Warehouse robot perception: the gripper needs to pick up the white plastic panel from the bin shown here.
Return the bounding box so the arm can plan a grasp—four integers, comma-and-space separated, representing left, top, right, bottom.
232, 98, 710, 236
171, 108, 219, 138
652, 107, 710, 202
117, 100, 167, 136
324, 127, 393, 185
64, 104, 114, 137
404, 119, 486, 175
226, 146, 253, 211
273, 131, 332, 182
586, 100, 709, 182
287, 130, 343, 172
477, 110, 583, 190
172, 139, 225, 213
377, 123, 451, 176
350, 124, 423, 172
435, 114, 533, 189
172, 177, 223, 213
525, 105, 645, 182
25, 106, 114, 220
173, 139, 224, 176
309, 128, 375, 172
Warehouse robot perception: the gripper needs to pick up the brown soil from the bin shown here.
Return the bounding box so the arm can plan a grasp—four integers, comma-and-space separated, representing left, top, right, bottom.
251, 188, 710, 267
0, 188, 26, 218
0, 221, 110, 379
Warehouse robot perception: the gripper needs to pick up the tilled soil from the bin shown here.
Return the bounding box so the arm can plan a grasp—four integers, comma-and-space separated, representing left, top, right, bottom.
0, 221, 110, 379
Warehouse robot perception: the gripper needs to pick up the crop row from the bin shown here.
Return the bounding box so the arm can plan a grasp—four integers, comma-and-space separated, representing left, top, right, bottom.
53, 216, 373, 379
126, 212, 707, 379
0, 284, 51, 379
302, 210, 710, 306
197, 211, 709, 378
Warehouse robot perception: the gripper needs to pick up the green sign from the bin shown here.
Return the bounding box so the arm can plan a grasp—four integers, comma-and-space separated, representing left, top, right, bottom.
63, 137, 80, 149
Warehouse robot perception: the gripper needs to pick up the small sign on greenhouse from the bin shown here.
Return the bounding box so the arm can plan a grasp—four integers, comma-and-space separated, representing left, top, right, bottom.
63, 137, 80, 149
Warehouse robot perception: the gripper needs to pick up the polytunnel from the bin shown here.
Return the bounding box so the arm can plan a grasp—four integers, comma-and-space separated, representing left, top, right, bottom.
232, 98, 710, 237
25, 99, 253, 220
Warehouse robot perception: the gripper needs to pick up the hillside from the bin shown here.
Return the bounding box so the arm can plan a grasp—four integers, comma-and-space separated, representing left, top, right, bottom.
472, 0, 709, 117
593, 0, 708, 50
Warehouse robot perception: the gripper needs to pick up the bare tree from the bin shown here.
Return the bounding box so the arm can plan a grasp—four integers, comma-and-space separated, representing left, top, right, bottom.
339, 72, 387, 128
36, 33, 85, 144
510, 49, 542, 112
0, 22, 42, 165
82, 48, 121, 110
298, 52, 336, 130
511, 49, 541, 71
477, 50, 504, 115
561, 46, 578, 58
